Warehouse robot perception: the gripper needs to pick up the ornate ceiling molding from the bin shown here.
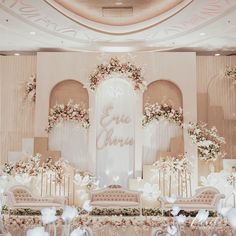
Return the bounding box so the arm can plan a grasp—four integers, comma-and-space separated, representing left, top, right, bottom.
43, 0, 193, 35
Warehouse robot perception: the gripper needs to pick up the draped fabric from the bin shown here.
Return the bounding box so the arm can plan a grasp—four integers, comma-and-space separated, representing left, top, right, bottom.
48, 121, 88, 170
143, 120, 182, 165
95, 77, 136, 187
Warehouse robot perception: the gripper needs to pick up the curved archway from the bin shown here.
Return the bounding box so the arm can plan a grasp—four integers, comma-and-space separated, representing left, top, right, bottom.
48, 79, 89, 170
143, 80, 182, 109
50, 79, 89, 108
142, 79, 184, 164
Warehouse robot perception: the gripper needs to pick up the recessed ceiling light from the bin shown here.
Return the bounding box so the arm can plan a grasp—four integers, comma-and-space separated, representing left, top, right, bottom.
14, 53, 20, 56
100, 46, 134, 52
200, 32, 206, 36
29, 31, 36, 35
115, 1, 123, 5
215, 53, 220, 56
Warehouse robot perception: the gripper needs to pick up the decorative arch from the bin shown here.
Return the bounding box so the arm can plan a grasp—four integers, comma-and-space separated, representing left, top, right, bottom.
143, 80, 183, 109
142, 79, 184, 164
48, 79, 89, 170
89, 57, 146, 91
50, 79, 89, 108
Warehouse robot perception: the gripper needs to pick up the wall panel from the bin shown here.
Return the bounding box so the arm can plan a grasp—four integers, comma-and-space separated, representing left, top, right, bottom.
0, 56, 36, 162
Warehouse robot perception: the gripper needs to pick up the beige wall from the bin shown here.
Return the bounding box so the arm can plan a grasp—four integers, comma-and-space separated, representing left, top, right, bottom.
0, 56, 36, 162
197, 56, 236, 176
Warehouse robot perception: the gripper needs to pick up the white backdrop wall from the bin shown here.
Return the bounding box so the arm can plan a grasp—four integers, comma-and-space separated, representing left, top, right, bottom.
36, 52, 198, 186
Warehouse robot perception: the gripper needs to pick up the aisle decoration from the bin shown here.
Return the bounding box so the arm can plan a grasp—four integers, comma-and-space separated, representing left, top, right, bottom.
225, 66, 236, 84
46, 100, 89, 133
142, 103, 183, 127
25, 74, 36, 102
187, 122, 225, 161
89, 57, 146, 91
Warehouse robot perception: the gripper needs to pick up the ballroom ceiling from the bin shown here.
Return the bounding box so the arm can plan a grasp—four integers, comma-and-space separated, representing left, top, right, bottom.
1, 0, 236, 53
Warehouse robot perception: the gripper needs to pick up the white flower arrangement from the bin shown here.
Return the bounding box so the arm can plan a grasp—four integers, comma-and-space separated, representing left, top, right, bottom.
2, 153, 41, 177
73, 171, 98, 189
41, 157, 67, 184
142, 103, 183, 127
1, 154, 67, 184
153, 154, 192, 176
225, 66, 236, 85
187, 122, 225, 161
46, 100, 90, 133
25, 74, 36, 102
89, 57, 146, 91
5, 214, 234, 235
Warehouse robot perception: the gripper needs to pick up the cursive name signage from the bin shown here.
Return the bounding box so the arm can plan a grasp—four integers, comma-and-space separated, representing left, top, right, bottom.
96, 105, 134, 150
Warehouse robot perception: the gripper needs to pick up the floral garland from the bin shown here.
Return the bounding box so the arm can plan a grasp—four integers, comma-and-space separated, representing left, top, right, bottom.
89, 57, 146, 91
41, 157, 67, 184
25, 74, 36, 102
46, 100, 90, 133
1, 155, 67, 184
225, 66, 236, 85
142, 103, 183, 127
153, 154, 192, 176
187, 122, 225, 161
2, 154, 41, 176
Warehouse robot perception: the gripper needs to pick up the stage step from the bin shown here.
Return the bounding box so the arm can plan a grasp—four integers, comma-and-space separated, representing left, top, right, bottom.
7, 137, 61, 163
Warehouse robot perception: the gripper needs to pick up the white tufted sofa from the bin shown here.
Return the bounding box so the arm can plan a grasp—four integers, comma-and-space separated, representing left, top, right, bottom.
6, 185, 65, 211
90, 185, 141, 210
161, 187, 225, 211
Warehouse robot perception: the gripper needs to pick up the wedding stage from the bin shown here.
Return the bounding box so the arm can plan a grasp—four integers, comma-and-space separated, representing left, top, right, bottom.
0, 52, 235, 236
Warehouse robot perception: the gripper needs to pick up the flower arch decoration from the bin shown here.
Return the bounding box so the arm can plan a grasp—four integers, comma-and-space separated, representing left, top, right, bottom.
142, 102, 225, 162
46, 100, 89, 133
142, 103, 183, 127
89, 57, 146, 91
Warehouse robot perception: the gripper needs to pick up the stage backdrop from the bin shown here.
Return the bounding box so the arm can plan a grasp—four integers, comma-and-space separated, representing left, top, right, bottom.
35, 52, 197, 188
95, 77, 136, 187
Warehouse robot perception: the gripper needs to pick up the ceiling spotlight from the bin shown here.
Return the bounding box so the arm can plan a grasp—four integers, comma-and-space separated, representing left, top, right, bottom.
200, 32, 206, 36
215, 53, 220, 56
29, 31, 36, 35
100, 46, 134, 52
115, 1, 123, 5
14, 53, 20, 56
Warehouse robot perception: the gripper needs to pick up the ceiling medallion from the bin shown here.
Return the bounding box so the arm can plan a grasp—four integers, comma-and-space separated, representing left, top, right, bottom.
44, 0, 193, 34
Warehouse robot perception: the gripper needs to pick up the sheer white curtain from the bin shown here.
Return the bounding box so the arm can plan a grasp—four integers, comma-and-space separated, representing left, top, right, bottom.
143, 119, 182, 165
49, 121, 88, 170
95, 76, 136, 187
